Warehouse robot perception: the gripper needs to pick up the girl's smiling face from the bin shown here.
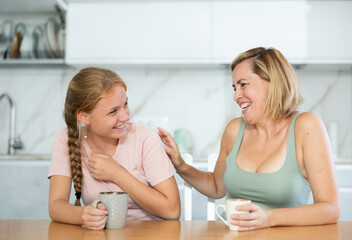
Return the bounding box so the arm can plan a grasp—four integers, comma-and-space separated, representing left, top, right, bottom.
86, 84, 130, 141
232, 59, 270, 124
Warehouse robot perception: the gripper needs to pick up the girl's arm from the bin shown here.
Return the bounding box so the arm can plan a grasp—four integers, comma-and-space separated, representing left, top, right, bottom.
88, 154, 180, 219
48, 175, 107, 230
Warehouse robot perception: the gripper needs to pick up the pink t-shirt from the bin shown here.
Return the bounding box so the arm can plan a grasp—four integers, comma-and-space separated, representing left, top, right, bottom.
48, 123, 176, 220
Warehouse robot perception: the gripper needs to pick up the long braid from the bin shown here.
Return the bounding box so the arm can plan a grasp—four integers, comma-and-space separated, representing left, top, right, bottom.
67, 126, 83, 206
63, 67, 127, 206
64, 91, 84, 206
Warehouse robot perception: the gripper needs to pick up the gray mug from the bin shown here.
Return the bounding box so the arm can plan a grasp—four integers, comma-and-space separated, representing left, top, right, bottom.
92, 192, 128, 229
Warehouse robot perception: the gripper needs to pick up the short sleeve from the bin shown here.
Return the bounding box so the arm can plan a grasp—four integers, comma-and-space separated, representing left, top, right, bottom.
140, 126, 176, 186
48, 129, 72, 178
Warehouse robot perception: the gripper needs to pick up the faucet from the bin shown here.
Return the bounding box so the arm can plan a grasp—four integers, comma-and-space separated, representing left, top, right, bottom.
0, 93, 23, 154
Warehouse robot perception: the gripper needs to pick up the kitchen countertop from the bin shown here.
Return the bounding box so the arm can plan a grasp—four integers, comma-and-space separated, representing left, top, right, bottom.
335, 158, 352, 164
0, 154, 352, 164
0, 154, 51, 160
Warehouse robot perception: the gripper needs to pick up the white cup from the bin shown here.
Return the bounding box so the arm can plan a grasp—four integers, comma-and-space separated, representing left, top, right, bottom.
92, 191, 128, 229
216, 199, 251, 230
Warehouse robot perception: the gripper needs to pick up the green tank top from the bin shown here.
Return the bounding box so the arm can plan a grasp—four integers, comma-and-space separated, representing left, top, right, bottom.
224, 113, 311, 209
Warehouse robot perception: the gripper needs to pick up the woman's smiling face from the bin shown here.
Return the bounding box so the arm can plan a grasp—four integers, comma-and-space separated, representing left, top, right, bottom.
232, 59, 270, 124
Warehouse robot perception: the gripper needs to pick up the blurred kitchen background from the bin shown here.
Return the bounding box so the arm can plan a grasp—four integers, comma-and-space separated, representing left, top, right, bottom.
0, 0, 352, 221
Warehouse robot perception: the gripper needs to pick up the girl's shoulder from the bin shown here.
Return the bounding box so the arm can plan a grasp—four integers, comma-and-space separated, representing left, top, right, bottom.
128, 122, 155, 135
126, 122, 159, 142
55, 128, 68, 142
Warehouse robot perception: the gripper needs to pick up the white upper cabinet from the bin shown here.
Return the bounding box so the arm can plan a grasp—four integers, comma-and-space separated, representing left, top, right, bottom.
211, 0, 352, 64
305, 1, 352, 61
211, 1, 308, 62
66, 1, 211, 65
65, 0, 352, 66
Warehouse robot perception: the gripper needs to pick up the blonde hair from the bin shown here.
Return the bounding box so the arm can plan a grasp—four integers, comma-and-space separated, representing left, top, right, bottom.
63, 67, 127, 206
230, 47, 303, 119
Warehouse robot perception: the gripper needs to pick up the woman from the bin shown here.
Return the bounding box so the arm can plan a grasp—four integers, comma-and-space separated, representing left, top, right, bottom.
158, 47, 340, 230
48, 67, 180, 230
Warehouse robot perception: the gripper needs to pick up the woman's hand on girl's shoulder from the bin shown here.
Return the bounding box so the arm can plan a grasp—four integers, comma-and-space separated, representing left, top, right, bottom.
157, 127, 184, 170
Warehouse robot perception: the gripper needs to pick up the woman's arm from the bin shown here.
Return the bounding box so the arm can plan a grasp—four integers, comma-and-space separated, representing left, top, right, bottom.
88, 154, 181, 220
272, 112, 340, 225
48, 175, 107, 230
232, 112, 340, 230
157, 119, 241, 199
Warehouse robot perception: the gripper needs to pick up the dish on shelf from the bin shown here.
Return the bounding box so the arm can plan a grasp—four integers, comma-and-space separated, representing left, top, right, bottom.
32, 26, 45, 58
57, 27, 65, 58
3, 23, 26, 59
44, 18, 62, 58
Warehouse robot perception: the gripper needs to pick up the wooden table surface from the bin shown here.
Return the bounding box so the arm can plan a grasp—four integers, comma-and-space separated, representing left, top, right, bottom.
1, 220, 351, 240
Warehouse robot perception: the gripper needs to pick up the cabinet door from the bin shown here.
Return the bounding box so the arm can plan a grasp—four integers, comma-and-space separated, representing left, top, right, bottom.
306, 1, 352, 60
66, 2, 211, 64
212, 1, 352, 63
211, 1, 307, 63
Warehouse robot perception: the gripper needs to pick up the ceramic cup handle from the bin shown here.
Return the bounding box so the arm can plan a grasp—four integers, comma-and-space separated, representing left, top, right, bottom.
215, 204, 228, 226
92, 199, 103, 209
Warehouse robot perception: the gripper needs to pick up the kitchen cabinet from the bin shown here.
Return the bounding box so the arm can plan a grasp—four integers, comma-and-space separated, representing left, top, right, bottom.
65, 0, 352, 69
0, 160, 52, 219
0, 159, 76, 220
211, 0, 352, 65
1, 0, 352, 68
305, 1, 352, 61
65, 2, 211, 65
211, 1, 307, 62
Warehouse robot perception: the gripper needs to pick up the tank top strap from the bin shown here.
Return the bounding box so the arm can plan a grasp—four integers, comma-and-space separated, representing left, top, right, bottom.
286, 112, 303, 163
230, 118, 246, 161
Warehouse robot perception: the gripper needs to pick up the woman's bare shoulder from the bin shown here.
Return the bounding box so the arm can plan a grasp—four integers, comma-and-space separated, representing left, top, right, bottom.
224, 117, 243, 135
294, 112, 327, 147
221, 117, 242, 148
218, 117, 243, 161
295, 112, 323, 131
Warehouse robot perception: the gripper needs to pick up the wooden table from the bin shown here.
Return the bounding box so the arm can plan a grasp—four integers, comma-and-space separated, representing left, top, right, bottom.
1, 220, 351, 240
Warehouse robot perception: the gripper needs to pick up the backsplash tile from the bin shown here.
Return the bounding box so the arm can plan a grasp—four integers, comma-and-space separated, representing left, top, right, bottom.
0, 67, 351, 159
